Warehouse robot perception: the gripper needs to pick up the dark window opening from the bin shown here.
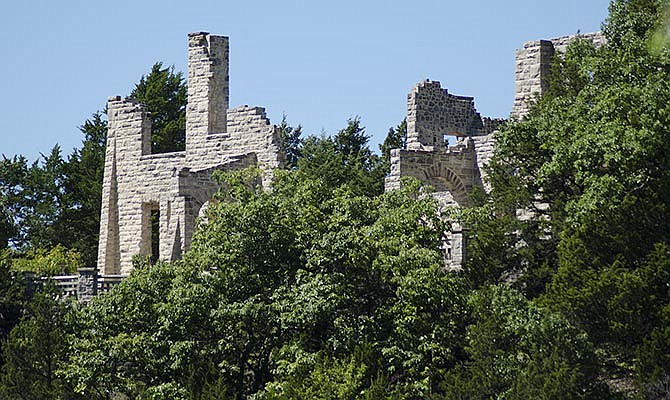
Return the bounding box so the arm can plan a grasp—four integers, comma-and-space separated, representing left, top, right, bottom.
151, 208, 160, 263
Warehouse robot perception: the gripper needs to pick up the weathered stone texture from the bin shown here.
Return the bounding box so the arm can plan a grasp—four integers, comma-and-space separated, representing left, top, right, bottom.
186, 32, 229, 153
406, 80, 486, 151
387, 80, 498, 208
512, 32, 605, 118
97, 33, 285, 275
386, 32, 603, 269
385, 80, 500, 268
98, 30, 600, 274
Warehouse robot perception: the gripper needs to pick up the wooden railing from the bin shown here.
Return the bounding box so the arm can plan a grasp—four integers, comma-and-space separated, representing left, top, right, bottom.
51, 274, 79, 298
25, 269, 127, 302
98, 274, 126, 293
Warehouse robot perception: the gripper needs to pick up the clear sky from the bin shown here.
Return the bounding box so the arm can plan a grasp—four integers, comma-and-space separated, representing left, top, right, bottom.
1, 0, 611, 161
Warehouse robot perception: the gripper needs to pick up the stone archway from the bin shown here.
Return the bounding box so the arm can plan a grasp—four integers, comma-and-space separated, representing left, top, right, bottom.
422, 165, 470, 207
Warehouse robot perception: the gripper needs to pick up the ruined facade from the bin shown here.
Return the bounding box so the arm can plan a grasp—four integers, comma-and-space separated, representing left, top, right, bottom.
513, 32, 605, 118
97, 31, 604, 274
385, 32, 604, 268
98, 32, 285, 274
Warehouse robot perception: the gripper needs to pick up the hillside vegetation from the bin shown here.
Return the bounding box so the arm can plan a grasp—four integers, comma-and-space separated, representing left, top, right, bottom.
1, 0, 670, 398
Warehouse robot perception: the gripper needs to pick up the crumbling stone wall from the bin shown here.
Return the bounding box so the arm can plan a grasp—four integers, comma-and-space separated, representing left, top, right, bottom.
385, 32, 602, 268
512, 32, 605, 118
98, 31, 601, 274
98, 32, 284, 275
386, 79, 501, 208
406, 80, 489, 151
385, 80, 501, 268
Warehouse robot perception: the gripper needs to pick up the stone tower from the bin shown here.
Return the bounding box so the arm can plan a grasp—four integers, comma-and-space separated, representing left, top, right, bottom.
97, 32, 285, 275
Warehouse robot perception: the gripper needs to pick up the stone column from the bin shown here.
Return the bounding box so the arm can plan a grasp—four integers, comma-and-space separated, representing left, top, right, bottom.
186, 32, 229, 163
77, 268, 98, 302
512, 40, 555, 119
97, 96, 152, 275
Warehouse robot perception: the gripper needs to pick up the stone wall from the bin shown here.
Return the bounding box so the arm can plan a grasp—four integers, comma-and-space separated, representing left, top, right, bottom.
406, 80, 488, 151
97, 33, 285, 275
512, 32, 605, 118
98, 30, 602, 274
386, 80, 498, 209
385, 32, 602, 268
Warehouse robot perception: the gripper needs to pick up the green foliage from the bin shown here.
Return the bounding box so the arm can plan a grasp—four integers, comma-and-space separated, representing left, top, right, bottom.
0, 114, 105, 266
0, 61, 185, 265
477, 0, 670, 395
297, 118, 387, 197
53, 169, 469, 398
0, 286, 76, 400
636, 309, 670, 398
278, 115, 303, 169
60, 112, 107, 265
264, 346, 374, 400
0, 252, 27, 353
9, 244, 82, 276
130, 62, 187, 154
0, 147, 70, 251
436, 285, 608, 400
379, 119, 407, 164
0, 157, 25, 249
0, 202, 13, 250
263, 346, 402, 400
2, 2, 669, 398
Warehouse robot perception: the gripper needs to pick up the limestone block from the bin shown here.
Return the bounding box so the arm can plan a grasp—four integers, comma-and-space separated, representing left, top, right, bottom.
512, 32, 605, 119
98, 33, 286, 274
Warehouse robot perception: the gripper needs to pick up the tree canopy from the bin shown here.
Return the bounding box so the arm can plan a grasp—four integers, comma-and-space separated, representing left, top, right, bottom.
2, 1, 670, 398
130, 62, 188, 154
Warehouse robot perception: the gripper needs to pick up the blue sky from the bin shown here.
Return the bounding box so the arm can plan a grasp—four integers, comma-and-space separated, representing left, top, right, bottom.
1, 0, 610, 160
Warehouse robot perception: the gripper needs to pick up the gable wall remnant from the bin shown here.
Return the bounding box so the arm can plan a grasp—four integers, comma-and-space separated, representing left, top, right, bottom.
97, 32, 285, 275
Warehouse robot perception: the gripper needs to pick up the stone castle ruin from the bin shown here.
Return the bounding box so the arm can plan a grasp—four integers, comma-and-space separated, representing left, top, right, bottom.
97, 31, 603, 274
98, 33, 284, 274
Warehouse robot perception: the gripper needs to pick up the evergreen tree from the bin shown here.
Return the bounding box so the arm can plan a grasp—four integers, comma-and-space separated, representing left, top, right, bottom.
297, 118, 387, 197
277, 115, 303, 169
130, 62, 187, 154
0, 286, 75, 399
473, 0, 670, 393
379, 119, 406, 164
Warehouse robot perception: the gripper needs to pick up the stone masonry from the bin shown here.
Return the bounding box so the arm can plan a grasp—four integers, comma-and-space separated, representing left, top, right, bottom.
512, 32, 605, 118
384, 80, 503, 268
385, 79, 503, 208
98, 31, 602, 274
98, 32, 285, 275
386, 32, 603, 268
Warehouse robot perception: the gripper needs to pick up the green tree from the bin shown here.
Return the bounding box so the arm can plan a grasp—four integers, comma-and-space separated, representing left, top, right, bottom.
57, 169, 468, 399
0, 61, 183, 265
9, 245, 82, 276
379, 119, 406, 165
60, 112, 107, 266
0, 286, 77, 400
297, 118, 387, 197
0, 252, 27, 359
278, 115, 303, 169
436, 285, 609, 400
475, 0, 670, 393
16, 146, 68, 252
0, 155, 30, 249
0, 155, 28, 249
130, 62, 187, 154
